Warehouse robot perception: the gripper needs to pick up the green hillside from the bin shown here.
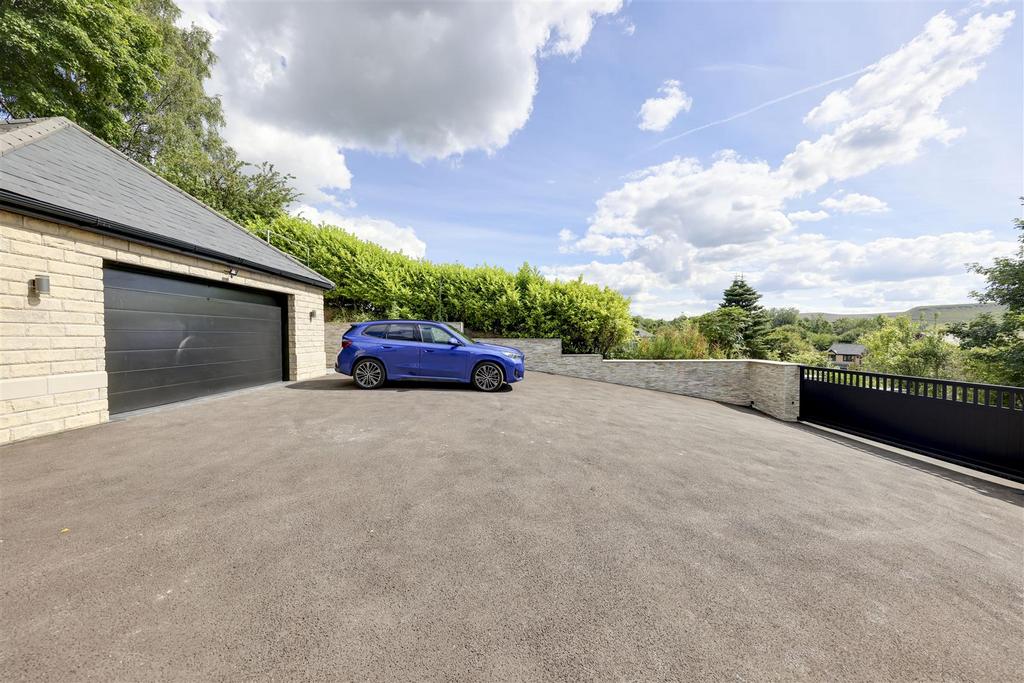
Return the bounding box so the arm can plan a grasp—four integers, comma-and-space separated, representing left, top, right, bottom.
802, 303, 1005, 324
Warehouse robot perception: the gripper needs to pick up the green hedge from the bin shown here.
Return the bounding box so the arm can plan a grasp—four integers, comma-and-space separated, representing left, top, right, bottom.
247, 214, 633, 354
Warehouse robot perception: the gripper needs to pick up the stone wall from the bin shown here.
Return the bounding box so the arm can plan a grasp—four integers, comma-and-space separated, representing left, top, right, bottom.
325, 320, 464, 367
479, 337, 799, 421
1, 210, 326, 445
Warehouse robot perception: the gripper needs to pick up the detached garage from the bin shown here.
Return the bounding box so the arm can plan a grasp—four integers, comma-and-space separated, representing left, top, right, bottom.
1, 117, 333, 443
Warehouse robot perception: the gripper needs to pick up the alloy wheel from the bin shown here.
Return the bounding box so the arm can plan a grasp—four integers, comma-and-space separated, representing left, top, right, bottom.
474, 363, 502, 391
354, 360, 383, 388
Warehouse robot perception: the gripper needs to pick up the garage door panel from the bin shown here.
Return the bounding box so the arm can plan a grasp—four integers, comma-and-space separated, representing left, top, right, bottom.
110, 357, 284, 394
104, 309, 282, 335
109, 369, 285, 414
103, 267, 285, 413
105, 268, 278, 306
105, 329, 279, 353
107, 345, 281, 373
104, 287, 284, 320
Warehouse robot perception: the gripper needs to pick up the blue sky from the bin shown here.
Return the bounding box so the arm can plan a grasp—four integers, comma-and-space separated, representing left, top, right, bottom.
183, 0, 1022, 316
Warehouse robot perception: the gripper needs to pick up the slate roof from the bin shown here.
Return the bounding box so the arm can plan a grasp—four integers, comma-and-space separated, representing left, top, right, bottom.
0, 117, 332, 289
828, 343, 866, 355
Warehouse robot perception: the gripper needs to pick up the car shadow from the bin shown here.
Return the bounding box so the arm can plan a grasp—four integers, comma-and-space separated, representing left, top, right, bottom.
287, 378, 512, 393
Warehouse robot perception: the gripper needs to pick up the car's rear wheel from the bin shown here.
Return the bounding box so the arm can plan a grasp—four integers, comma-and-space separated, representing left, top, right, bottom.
353, 358, 385, 389
472, 362, 504, 392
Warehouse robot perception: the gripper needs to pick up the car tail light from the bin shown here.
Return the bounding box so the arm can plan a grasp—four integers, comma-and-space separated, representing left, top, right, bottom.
341, 339, 352, 349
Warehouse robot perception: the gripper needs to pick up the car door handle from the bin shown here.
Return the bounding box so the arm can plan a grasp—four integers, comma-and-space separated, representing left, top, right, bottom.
382, 345, 394, 349
424, 349, 436, 353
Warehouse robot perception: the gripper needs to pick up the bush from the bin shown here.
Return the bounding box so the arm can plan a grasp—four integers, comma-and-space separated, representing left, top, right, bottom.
613, 324, 710, 360
247, 214, 633, 354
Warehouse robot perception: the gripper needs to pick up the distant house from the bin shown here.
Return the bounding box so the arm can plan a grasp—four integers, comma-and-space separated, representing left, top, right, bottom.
828, 343, 866, 369
634, 326, 654, 340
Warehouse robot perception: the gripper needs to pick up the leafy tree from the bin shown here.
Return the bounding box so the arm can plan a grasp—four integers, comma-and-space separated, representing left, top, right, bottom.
788, 349, 833, 367
766, 307, 800, 328
859, 316, 961, 378
832, 315, 885, 343
1, 0, 165, 143
950, 206, 1024, 385
763, 325, 815, 361
1, 0, 297, 224
948, 313, 1002, 350
694, 307, 748, 358
800, 315, 834, 335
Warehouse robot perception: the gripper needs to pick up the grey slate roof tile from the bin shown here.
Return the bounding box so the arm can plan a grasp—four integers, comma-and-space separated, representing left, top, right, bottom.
0, 118, 332, 289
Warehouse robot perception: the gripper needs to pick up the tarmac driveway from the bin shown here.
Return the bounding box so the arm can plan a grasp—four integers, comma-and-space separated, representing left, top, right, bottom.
1, 372, 1022, 680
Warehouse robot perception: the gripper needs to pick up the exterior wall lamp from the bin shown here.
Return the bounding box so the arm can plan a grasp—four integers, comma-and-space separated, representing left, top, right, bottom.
31, 275, 50, 295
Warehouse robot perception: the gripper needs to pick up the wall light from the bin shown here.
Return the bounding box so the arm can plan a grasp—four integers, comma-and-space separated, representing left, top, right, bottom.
31, 275, 50, 295
309, 309, 317, 320
226, 268, 239, 278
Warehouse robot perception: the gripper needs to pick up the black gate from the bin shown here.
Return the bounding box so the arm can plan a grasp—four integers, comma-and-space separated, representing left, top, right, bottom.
799, 367, 1024, 482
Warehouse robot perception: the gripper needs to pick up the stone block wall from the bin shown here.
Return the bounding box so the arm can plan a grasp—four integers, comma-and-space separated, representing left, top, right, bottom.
1, 210, 326, 444
479, 337, 800, 421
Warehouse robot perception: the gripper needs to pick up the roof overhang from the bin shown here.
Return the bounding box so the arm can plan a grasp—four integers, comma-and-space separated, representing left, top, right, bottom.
1, 189, 334, 291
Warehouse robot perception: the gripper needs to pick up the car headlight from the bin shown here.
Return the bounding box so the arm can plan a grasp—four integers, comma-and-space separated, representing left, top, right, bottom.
500, 351, 521, 360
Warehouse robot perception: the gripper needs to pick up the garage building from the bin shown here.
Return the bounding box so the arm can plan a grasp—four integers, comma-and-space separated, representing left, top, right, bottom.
1, 117, 333, 444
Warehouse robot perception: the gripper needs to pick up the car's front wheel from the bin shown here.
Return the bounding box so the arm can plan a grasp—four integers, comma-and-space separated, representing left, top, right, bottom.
472, 362, 504, 392
353, 358, 386, 389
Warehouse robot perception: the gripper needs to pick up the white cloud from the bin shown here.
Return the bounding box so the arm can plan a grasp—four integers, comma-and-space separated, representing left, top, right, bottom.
541, 261, 667, 298
196, 0, 620, 164
819, 192, 889, 214
638, 80, 693, 132
558, 10, 1015, 311
783, 11, 1015, 190
294, 205, 426, 259
222, 112, 352, 206
786, 210, 830, 222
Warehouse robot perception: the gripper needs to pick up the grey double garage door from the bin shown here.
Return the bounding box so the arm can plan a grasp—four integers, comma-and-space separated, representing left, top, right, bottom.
103, 266, 286, 413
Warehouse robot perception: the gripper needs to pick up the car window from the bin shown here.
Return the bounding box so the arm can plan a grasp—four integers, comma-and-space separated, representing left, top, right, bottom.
386, 323, 419, 342
363, 324, 387, 339
419, 325, 453, 344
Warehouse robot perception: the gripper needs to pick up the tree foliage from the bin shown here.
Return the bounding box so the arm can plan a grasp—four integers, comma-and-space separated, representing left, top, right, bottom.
248, 214, 633, 354
1, 0, 165, 143
718, 277, 770, 357
950, 206, 1024, 386
0, 0, 297, 224
859, 317, 960, 378
694, 307, 748, 358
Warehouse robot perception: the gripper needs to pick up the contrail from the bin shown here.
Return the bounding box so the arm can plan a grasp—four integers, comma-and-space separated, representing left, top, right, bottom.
648, 66, 872, 151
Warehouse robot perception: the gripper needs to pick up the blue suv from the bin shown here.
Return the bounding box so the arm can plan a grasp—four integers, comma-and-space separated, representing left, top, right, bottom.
335, 321, 525, 391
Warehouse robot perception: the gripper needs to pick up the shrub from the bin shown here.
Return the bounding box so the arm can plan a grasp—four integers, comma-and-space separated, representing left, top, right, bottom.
247, 214, 633, 354
614, 324, 710, 360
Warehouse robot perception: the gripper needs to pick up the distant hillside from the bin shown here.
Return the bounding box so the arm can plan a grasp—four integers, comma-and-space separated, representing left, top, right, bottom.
802, 303, 1005, 324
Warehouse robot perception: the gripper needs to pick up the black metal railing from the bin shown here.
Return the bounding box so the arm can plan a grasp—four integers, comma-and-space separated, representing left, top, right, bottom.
799, 366, 1023, 481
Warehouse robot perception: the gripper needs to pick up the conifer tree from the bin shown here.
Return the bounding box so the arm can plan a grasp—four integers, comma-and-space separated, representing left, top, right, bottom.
720, 277, 770, 358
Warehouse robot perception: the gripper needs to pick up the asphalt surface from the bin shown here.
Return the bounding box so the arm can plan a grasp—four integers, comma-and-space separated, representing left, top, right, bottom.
1, 372, 1021, 681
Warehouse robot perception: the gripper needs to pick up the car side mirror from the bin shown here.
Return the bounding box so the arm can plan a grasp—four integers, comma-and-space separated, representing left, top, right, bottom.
449, 337, 462, 346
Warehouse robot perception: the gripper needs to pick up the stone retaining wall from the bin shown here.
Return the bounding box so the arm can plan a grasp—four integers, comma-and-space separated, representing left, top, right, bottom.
478, 337, 799, 421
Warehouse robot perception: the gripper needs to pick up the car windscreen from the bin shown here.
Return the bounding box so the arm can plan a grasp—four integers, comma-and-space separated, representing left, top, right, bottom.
441, 325, 475, 344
